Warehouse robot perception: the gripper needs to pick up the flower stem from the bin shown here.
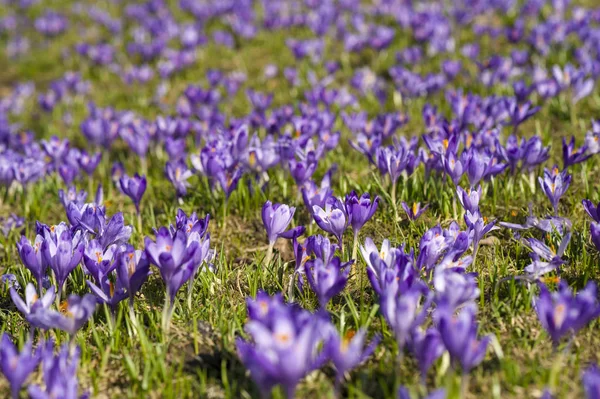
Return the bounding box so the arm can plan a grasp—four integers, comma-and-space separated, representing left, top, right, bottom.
264, 242, 274, 266
351, 231, 359, 262
391, 179, 398, 221
461, 373, 470, 398
161, 291, 175, 334
187, 277, 194, 311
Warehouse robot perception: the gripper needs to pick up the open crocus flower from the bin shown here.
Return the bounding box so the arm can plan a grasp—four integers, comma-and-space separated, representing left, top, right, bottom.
171, 209, 210, 239
523, 232, 571, 279
534, 281, 600, 347
360, 237, 394, 276
401, 201, 428, 221
325, 328, 380, 386
10, 283, 55, 327
29, 294, 96, 336
82, 239, 118, 284
562, 136, 590, 168
312, 196, 347, 246
538, 166, 571, 216
0, 333, 41, 399
165, 160, 193, 197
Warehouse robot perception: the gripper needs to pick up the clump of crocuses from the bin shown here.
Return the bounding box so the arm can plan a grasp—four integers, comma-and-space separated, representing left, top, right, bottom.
236, 292, 378, 398
145, 209, 212, 331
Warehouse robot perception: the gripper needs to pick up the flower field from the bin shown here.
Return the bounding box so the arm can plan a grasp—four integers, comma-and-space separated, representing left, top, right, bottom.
2, 0, 600, 398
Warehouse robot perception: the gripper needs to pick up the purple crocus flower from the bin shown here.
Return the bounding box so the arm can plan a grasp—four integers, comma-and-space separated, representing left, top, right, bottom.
1, 274, 19, 289
301, 169, 334, 213
236, 293, 326, 398
409, 328, 445, 381
119, 173, 146, 213
165, 160, 193, 197
582, 200, 600, 223
86, 272, 128, 314
289, 152, 318, 186
443, 151, 464, 185
534, 281, 600, 346
144, 227, 198, 304
171, 209, 210, 239
325, 328, 380, 385
538, 166, 571, 215
591, 223, 600, 253
583, 364, 600, 399
312, 196, 347, 246
77, 150, 102, 175
116, 245, 151, 307
344, 191, 379, 238
381, 283, 431, 349
304, 257, 351, 308
464, 210, 496, 257
17, 235, 46, 292
41, 228, 84, 297
261, 201, 296, 246
463, 149, 488, 188
0, 334, 41, 399
29, 294, 96, 336
401, 202, 429, 221
10, 283, 55, 327
28, 341, 89, 399
82, 239, 117, 284
437, 304, 492, 373
562, 136, 590, 168
524, 233, 571, 279
456, 186, 481, 214
433, 269, 479, 311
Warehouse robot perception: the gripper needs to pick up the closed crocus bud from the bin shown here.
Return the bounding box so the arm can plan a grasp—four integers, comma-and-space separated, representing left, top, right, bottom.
261, 201, 295, 245
437, 304, 492, 373
119, 173, 147, 213
345, 191, 380, 236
